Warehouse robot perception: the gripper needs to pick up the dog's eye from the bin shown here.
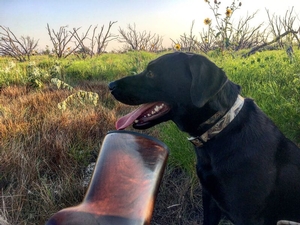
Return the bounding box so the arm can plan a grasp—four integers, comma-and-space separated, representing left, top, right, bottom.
146, 71, 155, 78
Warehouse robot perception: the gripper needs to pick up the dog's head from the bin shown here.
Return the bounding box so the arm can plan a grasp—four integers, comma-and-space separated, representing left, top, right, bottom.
109, 52, 234, 131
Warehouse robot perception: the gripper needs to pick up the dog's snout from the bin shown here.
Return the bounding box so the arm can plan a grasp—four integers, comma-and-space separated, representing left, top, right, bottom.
108, 81, 117, 91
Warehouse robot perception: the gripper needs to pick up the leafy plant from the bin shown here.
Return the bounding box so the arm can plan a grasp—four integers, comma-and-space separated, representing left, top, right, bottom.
51, 78, 99, 111
26, 61, 50, 89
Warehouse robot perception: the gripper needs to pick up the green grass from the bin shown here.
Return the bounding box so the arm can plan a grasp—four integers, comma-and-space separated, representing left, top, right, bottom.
1, 49, 299, 169
0, 51, 158, 87
217, 50, 300, 142
155, 49, 300, 174
0, 49, 300, 224
158, 122, 196, 175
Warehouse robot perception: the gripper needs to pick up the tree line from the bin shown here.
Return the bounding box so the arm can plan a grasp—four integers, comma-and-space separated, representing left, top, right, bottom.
1, 1, 299, 61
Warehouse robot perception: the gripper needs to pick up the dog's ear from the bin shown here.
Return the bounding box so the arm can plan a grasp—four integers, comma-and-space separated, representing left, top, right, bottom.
188, 54, 228, 108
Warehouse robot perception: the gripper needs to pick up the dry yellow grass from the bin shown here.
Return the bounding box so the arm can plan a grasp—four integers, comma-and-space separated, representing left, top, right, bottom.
0, 81, 202, 225
0, 82, 119, 224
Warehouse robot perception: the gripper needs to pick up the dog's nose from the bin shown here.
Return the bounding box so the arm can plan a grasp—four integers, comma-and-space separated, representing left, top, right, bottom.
108, 81, 116, 91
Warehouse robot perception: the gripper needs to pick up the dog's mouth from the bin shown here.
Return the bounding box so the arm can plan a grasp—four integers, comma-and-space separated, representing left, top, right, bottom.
116, 102, 171, 130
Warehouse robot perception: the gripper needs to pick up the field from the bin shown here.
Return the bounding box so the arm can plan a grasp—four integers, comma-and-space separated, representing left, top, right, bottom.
0, 50, 300, 225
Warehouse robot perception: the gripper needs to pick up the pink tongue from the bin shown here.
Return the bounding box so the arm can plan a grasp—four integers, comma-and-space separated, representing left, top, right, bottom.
116, 103, 158, 130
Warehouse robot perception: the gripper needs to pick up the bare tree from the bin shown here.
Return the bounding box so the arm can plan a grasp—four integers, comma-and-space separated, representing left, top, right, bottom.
0, 25, 39, 61
266, 7, 299, 49
148, 34, 163, 52
240, 7, 300, 57
173, 12, 266, 54
72, 25, 93, 58
243, 30, 298, 57
118, 24, 163, 52
91, 21, 118, 56
47, 24, 87, 58
59, 21, 117, 59
231, 11, 267, 51
171, 21, 199, 52
266, 9, 285, 48
280, 7, 300, 48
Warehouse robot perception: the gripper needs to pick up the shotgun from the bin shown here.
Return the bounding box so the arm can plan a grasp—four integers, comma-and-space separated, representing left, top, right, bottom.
46, 130, 169, 225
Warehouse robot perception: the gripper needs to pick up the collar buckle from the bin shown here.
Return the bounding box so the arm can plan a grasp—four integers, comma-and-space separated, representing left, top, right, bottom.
188, 136, 206, 147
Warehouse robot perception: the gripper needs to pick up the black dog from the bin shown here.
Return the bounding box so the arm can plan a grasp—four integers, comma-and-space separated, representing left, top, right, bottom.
109, 52, 300, 225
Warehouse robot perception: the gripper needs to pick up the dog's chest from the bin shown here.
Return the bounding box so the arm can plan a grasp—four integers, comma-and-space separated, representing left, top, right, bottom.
195, 147, 230, 204
195, 148, 218, 187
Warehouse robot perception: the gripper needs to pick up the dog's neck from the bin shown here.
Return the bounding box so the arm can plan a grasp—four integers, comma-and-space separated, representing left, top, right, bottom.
188, 95, 244, 147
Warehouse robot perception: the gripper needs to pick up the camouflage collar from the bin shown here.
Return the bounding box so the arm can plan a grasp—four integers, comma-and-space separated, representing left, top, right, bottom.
188, 95, 244, 147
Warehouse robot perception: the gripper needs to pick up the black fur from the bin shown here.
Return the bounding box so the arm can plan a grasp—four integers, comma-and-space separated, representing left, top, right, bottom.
109, 52, 300, 225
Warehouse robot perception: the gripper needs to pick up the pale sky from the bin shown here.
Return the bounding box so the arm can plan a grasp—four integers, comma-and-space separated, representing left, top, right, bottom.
1, 0, 299, 51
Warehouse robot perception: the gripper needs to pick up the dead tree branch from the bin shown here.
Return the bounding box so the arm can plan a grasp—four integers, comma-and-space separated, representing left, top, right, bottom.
280, 7, 300, 47
73, 21, 118, 58
242, 30, 298, 57
72, 25, 93, 58
172, 21, 199, 52
118, 24, 139, 50
47, 24, 81, 58
267, 9, 284, 48
118, 24, 163, 52
232, 11, 267, 50
266, 7, 299, 48
0, 25, 39, 61
94, 21, 118, 55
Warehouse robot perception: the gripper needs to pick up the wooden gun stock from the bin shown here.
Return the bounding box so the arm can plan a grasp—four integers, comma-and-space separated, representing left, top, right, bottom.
46, 130, 169, 225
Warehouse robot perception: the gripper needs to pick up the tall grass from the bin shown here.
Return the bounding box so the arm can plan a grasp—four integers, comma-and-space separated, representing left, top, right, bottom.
0, 52, 158, 88
216, 50, 300, 142
0, 84, 112, 222
0, 49, 299, 224
0, 82, 125, 224
157, 50, 300, 175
